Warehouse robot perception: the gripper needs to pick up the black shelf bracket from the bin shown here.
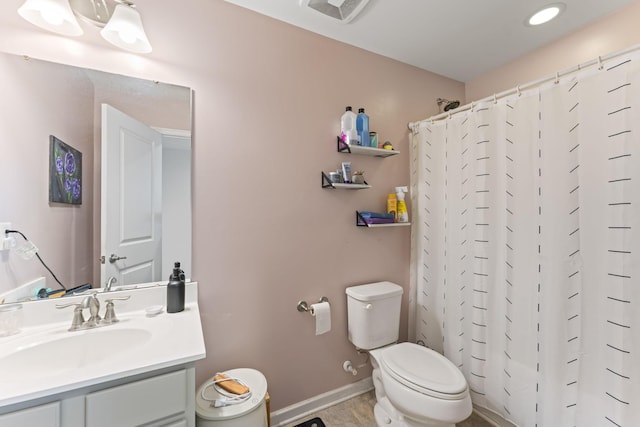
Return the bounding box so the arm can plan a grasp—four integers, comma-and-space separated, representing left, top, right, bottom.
321, 171, 335, 189
356, 211, 369, 227
337, 136, 352, 153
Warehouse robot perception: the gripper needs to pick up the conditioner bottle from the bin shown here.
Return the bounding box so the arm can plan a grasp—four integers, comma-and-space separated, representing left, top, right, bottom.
356, 108, 370, 147
396, 187, 409, 223
387, 193, 397, 222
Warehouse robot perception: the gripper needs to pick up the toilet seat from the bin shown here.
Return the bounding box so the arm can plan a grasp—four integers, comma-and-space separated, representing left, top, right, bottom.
379, 342, 468, 400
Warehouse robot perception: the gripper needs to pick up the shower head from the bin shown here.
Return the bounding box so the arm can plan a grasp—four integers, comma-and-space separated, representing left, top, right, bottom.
437, 98, 460, 112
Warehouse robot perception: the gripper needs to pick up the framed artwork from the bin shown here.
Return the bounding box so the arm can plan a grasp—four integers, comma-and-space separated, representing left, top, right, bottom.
49, 135, 82, 205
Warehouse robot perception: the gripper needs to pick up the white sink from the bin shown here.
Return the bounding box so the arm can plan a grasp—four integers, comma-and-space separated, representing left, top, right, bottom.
0, 282, 206, 408
0, 328, 152, 380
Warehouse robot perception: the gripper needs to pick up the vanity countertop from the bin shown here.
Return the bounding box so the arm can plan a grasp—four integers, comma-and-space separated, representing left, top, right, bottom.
0, 282, 206, 408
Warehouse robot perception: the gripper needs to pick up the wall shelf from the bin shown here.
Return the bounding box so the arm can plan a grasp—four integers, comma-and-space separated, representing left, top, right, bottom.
337, 137, 399, 158
321, 172, 370, 189
356, 211, 411, 227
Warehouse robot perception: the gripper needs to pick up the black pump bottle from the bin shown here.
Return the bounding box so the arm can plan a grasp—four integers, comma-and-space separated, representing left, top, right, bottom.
167, 262, 185, 313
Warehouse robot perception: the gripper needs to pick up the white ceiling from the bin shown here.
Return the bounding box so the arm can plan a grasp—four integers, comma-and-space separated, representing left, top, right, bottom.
224, 0, 635, 82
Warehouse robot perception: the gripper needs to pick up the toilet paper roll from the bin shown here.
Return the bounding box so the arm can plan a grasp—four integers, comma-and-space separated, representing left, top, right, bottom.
310, 301, 331, 335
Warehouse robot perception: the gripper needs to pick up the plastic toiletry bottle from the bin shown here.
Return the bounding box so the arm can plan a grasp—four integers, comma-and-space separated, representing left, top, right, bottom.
396, 187, 409, 223
342, 161, 352, 183
387, 193, 397, 222
167, 261, 185, 313
356, 108, 370, 147
340, 106, 358, 145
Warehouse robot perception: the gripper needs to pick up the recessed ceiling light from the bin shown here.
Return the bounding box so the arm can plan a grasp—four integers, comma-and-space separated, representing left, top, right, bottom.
526, 3, 566, 26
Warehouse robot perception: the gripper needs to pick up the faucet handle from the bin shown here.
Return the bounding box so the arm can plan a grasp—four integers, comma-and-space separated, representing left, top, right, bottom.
56, 301, 81, 309
56, 302, 86, 331
104, 295, 131, 302
102, 295, 131, 325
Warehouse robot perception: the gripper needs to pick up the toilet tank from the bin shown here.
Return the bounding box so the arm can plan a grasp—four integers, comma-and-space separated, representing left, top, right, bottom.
345, 282, 404, 350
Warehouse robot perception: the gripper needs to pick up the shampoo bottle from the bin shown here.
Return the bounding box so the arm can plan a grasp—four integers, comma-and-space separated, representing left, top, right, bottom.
396, 187, 409, 223
167, 261, 185, 313
387, 193, 397, 222
356, 108, 370, 147
340, 106, 357, 145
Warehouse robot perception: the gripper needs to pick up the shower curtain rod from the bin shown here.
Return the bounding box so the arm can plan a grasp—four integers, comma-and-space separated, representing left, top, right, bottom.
408, 42, 640, 130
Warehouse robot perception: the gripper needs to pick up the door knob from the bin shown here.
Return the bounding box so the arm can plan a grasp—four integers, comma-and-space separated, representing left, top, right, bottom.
109, 254, 127, 263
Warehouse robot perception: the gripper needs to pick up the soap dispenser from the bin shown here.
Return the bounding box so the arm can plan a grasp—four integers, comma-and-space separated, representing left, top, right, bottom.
396, 186, 409, 223
167, 262, 185, 313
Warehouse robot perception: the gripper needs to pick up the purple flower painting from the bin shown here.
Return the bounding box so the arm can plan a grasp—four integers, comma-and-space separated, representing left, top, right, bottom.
49, 136, 82, 205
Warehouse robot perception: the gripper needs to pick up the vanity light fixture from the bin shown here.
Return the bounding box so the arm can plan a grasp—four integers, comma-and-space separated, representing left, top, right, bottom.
526, 3, 566, 26
99, 1, 152, 53
18, 0, 83, 36
17, 0, 152, 53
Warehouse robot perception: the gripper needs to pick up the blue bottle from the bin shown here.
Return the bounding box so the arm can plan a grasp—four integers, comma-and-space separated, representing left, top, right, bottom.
356, 108, 370, 147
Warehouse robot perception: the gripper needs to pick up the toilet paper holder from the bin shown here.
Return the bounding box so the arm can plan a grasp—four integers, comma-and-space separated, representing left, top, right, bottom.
297, 297, 329, 313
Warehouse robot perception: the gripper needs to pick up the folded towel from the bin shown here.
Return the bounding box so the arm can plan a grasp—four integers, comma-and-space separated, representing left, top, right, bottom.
358, 211, 395, 219
214, 373, 250, 395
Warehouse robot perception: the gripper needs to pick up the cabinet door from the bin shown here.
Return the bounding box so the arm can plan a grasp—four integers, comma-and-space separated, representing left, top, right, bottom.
161, 420, 187, 427
85, 369, 187, 427
0, 401, 60, 427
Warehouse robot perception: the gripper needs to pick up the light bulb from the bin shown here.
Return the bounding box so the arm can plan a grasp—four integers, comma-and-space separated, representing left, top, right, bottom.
118, 30, 137, 45
18, 0, 83, 36
41, 8, 64, 25
100, 3, 152, 53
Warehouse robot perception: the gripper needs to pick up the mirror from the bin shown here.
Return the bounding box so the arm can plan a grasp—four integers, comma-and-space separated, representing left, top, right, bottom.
0, 51, 191, 300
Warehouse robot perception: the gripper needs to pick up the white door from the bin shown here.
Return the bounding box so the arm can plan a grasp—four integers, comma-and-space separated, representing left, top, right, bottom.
101, 104, 162, 287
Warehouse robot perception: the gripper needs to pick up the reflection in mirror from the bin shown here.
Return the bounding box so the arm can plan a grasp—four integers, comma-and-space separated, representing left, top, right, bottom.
0, 52, 192, 303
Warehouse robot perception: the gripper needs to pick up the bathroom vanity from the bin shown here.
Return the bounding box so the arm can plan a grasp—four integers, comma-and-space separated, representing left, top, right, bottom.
0, 282, 206, 427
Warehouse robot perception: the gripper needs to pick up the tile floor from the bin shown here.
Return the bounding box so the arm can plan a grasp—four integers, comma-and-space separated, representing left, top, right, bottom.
283, 390, 494, 427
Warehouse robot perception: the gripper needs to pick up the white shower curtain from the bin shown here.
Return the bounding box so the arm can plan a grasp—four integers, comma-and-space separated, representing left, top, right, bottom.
411, 50, 640, 427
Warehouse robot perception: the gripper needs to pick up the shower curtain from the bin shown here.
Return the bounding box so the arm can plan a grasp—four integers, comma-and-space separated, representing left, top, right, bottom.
411, 50, 640, 427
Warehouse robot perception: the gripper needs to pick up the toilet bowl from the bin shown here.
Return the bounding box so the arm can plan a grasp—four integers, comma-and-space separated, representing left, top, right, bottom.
345, 282, 472, 427
370, 342, 471, 426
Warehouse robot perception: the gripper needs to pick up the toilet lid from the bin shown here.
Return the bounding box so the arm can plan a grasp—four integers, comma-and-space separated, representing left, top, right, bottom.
381, 343, 468, 400
196, 368, 268, 420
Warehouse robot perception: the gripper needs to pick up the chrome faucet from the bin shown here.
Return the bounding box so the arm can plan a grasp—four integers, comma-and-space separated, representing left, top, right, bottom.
56, 293, 130, 331
105, 276, 118, 292
83, 294, 101, 327
56, 293, 101, 331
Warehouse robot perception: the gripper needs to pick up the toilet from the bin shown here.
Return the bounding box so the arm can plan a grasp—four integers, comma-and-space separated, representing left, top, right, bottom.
346, 282, 472, 427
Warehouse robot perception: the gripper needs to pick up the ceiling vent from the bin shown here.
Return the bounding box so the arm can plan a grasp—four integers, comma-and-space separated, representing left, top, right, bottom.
299, 0, 370, 24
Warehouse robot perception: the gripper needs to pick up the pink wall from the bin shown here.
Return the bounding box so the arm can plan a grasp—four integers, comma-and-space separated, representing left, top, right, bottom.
466, 1, 640, 101
0, 0, 464, 411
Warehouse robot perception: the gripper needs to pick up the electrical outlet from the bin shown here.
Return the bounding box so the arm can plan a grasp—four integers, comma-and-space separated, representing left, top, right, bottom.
0, 222, 15, 251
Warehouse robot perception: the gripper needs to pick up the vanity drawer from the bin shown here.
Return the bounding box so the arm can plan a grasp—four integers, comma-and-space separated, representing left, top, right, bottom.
0, 401, 60, 427
85, 369, 187, 427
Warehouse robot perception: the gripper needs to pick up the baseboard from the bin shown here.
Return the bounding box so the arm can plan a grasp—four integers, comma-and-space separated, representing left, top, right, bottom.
473, 405, 517, 427
271, 377, 374, 427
